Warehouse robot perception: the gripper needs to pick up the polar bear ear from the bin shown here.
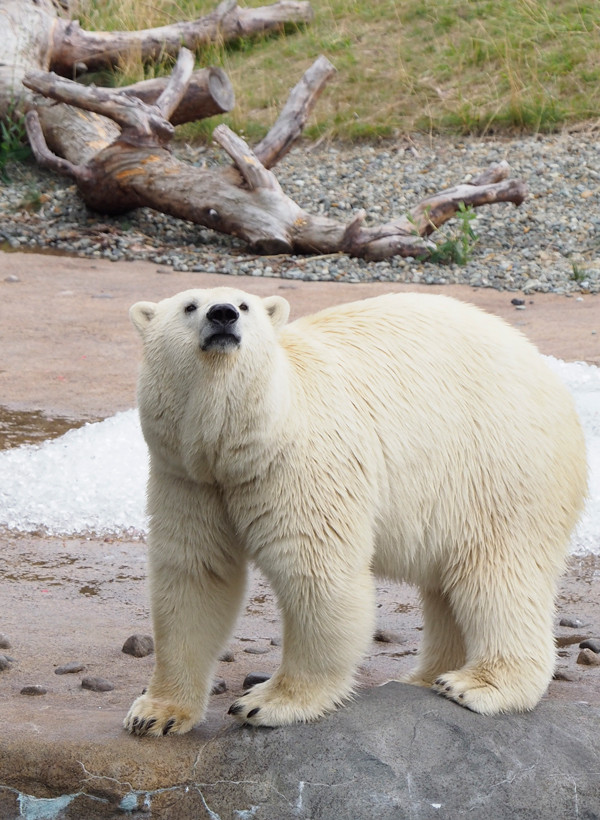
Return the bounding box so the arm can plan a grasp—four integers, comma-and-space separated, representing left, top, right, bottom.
129, 301, 157, 337
263, 296, 290, 330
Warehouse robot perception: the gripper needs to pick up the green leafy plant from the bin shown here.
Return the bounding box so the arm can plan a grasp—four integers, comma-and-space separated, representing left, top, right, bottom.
0, 103, 32, 182
428, 202, 478, 265
17, 186, 45, 213
570, 259, 587, 282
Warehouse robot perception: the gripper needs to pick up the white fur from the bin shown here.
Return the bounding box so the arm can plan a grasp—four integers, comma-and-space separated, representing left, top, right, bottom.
124, 287, 587, 735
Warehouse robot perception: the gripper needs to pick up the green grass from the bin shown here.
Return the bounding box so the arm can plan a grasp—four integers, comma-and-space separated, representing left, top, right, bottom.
75, 0, 600, 140
0, 101, 32, 181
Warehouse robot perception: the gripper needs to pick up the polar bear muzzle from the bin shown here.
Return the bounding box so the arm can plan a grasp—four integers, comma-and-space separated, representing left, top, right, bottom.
200, 302, 242, 353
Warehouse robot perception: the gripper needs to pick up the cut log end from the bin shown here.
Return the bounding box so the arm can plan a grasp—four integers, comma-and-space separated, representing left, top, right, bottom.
207, 66, 236, 114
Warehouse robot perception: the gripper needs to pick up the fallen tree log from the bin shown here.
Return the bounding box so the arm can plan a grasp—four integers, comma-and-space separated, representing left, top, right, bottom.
23, 50, 527, 260
48, 0, 314, 75
32, 64, 236, 167
0, 0, 311, 119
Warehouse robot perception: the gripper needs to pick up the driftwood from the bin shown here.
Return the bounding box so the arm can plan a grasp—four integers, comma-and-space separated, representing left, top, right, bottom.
3, 0, 526, 260
23, 48, 526, 260
48, 0, 314, 75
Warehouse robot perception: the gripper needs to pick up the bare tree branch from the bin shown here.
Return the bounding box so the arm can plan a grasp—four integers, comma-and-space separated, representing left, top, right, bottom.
213, 124, 282, 191
24, 110, 90, 182
154, 48, 195, 121
254, 54, 336, 169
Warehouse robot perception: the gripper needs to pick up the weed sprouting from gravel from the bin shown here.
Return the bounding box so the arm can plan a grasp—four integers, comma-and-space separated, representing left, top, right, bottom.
0, 102, 32, 183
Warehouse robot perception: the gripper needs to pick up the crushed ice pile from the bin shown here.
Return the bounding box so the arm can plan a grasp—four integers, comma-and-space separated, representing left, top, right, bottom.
544, 357, 599, 555
0, 357, 598, 553
0, 410, 148, 537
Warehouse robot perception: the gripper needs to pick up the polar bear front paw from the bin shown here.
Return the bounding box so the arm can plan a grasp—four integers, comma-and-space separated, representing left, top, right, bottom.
124, 693, 196, 736
227, 676, 345, 727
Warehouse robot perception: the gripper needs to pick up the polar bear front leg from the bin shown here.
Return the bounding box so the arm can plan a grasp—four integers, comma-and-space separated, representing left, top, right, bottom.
228, 563, 376, 727
125, 553, 246, 736
124, 476, 246, 737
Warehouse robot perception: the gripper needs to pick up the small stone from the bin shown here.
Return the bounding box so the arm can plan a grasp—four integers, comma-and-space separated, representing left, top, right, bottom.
576, 649, 600, 667
122, 634, 154, 658
81, 676, 115, 692
556, 634, 588, 647
579, 639, 600, 654
243, 646, 270, 655
4, 275, 20, 283
374, 628, 405, 644
0, 634, 11, 649
243, 672, 270, 690
510, 298, 525, 306
270, 636, 282, 647
559, 617, 584, 629
0, 654, 14, 671
219, 649, 235, 662
21, 685, 47, 696
55, 662, 86, 675
210, 678, 227, 695
553, 670, 576, 681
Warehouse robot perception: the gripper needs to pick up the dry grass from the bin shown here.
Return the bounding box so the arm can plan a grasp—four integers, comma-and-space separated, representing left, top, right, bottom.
76, 0, 600, 140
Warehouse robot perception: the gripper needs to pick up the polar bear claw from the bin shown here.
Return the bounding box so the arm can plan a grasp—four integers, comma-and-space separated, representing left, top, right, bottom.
124, 694, 196, 736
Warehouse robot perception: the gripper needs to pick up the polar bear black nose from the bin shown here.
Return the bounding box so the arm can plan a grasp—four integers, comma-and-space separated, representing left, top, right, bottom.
206, 303, 239, 327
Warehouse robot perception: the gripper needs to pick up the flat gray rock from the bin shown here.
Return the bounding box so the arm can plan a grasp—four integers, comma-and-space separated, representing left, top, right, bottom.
0, 683, 599, 818
200, 682, 600, 820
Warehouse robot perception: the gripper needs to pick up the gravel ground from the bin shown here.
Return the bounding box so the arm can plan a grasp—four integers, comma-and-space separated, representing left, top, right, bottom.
1, 131, 599, 293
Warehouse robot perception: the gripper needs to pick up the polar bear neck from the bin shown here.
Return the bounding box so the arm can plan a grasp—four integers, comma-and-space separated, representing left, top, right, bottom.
140, 342, 293, 486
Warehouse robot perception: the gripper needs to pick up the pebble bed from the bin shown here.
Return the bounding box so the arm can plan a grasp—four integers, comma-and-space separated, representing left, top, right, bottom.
1, 132, 599, 294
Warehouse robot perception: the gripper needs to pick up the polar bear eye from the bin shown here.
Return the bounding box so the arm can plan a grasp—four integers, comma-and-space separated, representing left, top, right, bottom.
239, 302, 249, 312
184, 303, 197, 314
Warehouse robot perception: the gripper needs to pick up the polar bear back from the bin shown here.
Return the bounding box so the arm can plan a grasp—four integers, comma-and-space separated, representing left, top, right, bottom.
277, 293, 586, 582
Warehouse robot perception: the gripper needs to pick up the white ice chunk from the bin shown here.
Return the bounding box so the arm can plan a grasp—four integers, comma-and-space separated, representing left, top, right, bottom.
0, 410, 148, 537
544, 357, 600, 555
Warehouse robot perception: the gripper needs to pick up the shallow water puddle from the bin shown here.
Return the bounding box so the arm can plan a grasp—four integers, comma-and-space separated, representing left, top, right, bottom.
0, 407, 88, 449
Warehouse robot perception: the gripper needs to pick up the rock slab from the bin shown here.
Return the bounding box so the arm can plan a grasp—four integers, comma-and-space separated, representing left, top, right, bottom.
0, 683, 598, 819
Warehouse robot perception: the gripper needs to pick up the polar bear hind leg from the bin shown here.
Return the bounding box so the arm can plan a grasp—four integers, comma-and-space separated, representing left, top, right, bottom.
430, 544, 559, 714
402, 588, 466, 687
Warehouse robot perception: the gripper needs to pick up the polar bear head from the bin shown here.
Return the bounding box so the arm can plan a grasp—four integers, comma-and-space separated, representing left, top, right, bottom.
130, 287, 290, 361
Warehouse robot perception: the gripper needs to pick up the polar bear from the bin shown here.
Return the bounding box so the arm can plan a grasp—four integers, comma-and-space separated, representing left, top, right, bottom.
124, 287, 587, 736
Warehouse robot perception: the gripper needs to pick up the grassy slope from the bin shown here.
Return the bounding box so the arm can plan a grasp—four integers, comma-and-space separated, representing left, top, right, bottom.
78, 0, 600, 140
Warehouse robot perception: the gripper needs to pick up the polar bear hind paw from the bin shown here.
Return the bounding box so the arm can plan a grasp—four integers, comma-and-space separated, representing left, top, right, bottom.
227, 677, 344, 727
432, 667, 535, 715
124, 694, 196, 736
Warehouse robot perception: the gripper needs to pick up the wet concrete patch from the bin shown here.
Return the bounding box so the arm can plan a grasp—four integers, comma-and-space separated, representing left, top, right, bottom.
0, 407, 88, 449
0, 535, 146, 605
